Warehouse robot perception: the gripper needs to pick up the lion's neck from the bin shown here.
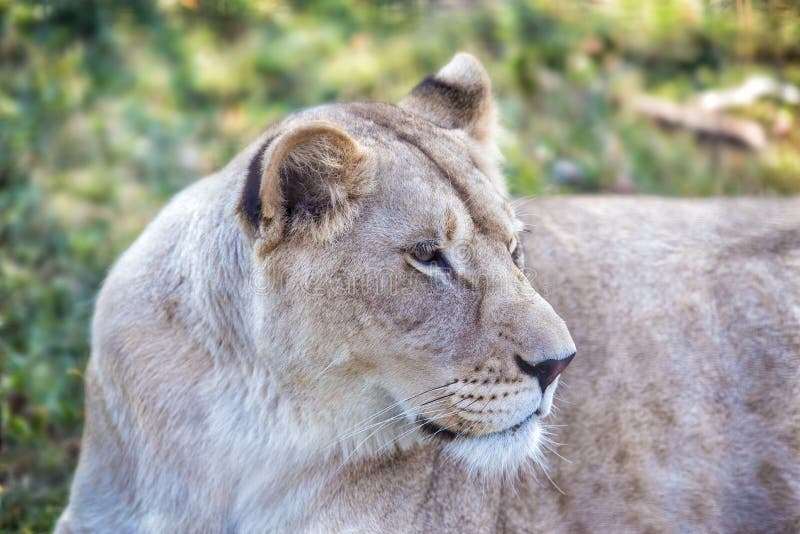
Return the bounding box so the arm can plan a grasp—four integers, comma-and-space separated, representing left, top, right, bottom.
164, 174, 447, 525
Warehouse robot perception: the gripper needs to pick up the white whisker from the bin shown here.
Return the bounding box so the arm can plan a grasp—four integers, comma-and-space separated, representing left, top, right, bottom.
327, 381, 457, 447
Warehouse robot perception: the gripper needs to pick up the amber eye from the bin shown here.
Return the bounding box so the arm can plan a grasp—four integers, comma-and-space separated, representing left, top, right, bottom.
408, 241, 451, 271
509, 237, 523, 266
411, 246, 436, 263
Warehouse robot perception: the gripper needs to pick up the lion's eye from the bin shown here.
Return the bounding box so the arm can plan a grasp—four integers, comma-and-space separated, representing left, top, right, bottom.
412, 246, 436, 263
509, 237, 524, 267
407, 241, 450, 271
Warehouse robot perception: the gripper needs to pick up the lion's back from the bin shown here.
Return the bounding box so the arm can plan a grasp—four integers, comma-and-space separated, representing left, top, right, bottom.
513, 196, 800, 533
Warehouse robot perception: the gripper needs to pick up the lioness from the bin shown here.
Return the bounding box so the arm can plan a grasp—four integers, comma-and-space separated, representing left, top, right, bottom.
58, 54, 799, 533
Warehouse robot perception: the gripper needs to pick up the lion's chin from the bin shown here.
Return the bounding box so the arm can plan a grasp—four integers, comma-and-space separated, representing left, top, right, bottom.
438, 417, 544, 479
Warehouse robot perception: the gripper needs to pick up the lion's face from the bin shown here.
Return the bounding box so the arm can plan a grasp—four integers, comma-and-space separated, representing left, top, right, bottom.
239, 54, 575, 475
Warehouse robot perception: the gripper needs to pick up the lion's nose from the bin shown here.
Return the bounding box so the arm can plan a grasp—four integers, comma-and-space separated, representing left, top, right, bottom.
514, 353, 575, 392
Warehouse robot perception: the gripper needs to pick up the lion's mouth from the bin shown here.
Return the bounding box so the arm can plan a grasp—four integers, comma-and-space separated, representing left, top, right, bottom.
417, 411, 537, 442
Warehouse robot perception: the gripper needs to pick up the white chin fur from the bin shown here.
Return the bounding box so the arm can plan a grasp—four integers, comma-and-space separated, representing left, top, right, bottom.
442, 419, 543, 479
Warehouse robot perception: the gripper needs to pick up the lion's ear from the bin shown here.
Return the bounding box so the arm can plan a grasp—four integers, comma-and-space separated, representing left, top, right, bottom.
238, 121, 372, 255
399, 52, 497, 144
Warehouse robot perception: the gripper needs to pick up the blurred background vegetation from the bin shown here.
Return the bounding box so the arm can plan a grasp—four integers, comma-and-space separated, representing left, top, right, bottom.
1, 0, 799, 530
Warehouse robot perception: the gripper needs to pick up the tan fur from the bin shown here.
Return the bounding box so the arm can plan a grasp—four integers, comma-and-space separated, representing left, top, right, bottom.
58, 54, 799, 533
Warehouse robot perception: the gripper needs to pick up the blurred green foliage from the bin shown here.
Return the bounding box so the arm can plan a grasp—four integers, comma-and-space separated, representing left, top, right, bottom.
1, 0, 799, 530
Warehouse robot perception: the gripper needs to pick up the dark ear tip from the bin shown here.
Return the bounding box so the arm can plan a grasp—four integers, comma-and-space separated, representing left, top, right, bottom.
238, 121, 371, 247
239, 137, 275, 228
398, 52, 495, 139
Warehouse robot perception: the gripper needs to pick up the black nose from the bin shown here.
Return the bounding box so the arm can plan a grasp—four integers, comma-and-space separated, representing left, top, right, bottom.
514, 353, 575, 392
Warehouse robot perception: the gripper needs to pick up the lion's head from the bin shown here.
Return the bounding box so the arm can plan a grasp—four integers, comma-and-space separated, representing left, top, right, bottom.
236, 53, 575, 476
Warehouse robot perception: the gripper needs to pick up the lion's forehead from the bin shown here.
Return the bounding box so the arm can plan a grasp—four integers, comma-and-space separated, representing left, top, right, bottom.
309, 102, 517, 242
